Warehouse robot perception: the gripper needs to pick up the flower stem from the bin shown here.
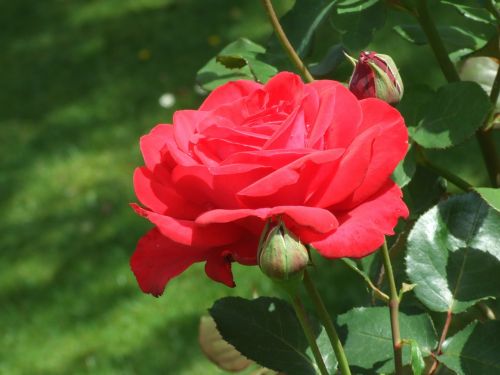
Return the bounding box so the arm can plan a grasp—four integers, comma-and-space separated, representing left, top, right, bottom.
476, 129, 500, 187
290, 294, 330, 375
415, 146, 473, 191
381, 240, 403, 375
415, 0, 499, 187
260, 0, 314, 83
479, 65, 500, 185
303, 270, 352, 375
415, 0, 459, 83
341, 259, 390, 303
428, 309, 453, 375
490, 63, 500, 105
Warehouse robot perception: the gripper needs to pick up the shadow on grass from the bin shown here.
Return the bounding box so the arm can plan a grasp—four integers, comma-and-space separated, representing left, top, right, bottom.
30, 312, 206, 375
0, 2, 272, 372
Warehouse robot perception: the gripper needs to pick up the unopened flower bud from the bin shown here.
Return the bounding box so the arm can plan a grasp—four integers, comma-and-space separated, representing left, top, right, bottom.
258, 222, 309, 285
347, 51, 404, 104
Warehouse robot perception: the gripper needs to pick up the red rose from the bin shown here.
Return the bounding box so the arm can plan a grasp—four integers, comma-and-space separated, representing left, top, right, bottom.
131, 72, 409, 296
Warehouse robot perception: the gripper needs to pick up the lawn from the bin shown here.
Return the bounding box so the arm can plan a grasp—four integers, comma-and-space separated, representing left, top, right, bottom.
0, 1, 496, 374
0, 1, 278, 373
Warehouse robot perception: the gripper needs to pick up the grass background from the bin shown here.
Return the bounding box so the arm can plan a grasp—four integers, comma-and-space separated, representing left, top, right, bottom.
0, 0, 496, 374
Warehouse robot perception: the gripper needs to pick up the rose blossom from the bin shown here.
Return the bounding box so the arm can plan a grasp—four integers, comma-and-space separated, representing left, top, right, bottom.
131, 72, 409, 296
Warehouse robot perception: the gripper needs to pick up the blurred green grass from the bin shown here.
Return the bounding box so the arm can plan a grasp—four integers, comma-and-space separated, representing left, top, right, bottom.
0, 1, 279, 373
0, 0, 497, 374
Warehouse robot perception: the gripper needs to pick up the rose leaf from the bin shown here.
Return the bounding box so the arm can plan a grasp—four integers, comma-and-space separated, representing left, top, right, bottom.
337, 307, 437, 373
332, 0, 387, 51
197, 38, 277, 91
266, 0, 338, 62
438, 321, 500, 375
474, 187, 500, 212
406, 192, 500, 313
408, 81, 491, 149
209, 296, 337, 375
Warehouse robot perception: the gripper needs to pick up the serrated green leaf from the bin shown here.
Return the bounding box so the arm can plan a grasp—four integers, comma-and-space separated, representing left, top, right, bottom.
308, 44, 345, 76
393, 24, 494, 60
397, 85, 434, 128
474, 187, 500, 212
409, 339, 425, 375
439, 321, 500, 375
442, 0, 495, 24
408, 81, 491, 149
406, 193, 500, 313
403, 165, 447, 219
310, 327, 338, 373
216, 55, 248, 69
332, 1, 386, 51
197, 38, 277, 91
337, 307, 437, 373
392, 143, 416, 188
266, 0, 338, 61
336, 0, 380, 14
341, 259, 389, 301
358, 251, 381, 281
209, 296, 337, 375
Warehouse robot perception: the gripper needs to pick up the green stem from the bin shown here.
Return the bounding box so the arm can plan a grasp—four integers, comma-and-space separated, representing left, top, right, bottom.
415, 0, 460, 83
476, 129, 500, 187
303, 270, 352, 375
260, 0, 314, 83
290, 294, 330, 375
415, 0, 500, 187
415, 148, 473, 191
341, 259, 390, 303
477, 59, 500, 186
490, 63, 500, 105
381, 240, 403, 375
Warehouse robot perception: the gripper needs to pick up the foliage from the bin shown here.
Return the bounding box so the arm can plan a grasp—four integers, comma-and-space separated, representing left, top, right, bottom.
198, 0, 500, 374
2, 0, 500, 374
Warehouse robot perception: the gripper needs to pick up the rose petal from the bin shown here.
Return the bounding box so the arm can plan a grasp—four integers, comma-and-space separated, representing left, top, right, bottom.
205, 251, 235, 287
238, 149, 344, 207
229, 237, 260, 265
357, 97, 404, 134
131, 204, 242, 247
263, 107, 307, 149
165, 133, 199, 166
264, 72, 304, 107
308, 79, 338, 95
307, 82, 362, 149
200, 80, 262, 111
306, 126, 377, 208
171, 164, 214, 205
221, 149, 311, 170
133, 167, 202, 219
173, 110, 208, 153
196, 137, 260, 163
237, 167, 300, 198
338, 99, 408, 209
211, 164, 274, 208
140, 124, 173, 171
311, 182, 409, 258
196, 206, 338, 234
130, 228, 207, 297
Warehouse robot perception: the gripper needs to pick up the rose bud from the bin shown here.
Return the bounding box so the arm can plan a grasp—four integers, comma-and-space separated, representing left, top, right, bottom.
258, 221, 310, 289
347, 51, 404, 104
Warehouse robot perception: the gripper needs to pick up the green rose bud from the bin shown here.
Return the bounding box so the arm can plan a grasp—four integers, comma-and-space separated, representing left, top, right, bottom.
258, 221, 310, 290
347, 51, 404, 105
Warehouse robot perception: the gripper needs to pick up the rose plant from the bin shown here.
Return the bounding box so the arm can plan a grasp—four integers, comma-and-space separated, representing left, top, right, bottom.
130, 1, 500, 374
131, 71, 408, 296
